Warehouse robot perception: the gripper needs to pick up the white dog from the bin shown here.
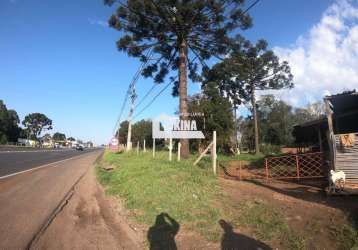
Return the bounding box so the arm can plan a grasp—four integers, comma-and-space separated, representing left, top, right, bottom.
329, 170, 346, 193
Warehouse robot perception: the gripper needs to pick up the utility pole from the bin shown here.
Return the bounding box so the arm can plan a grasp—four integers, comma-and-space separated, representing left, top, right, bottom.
126, 83, 136, 151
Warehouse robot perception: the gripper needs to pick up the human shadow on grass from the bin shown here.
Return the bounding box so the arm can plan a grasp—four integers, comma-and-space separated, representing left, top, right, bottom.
219, 219, 272, 250
147, 212, 179, 250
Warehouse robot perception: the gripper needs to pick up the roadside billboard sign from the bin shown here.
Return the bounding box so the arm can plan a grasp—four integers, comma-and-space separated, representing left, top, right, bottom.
152, 113, 205, 139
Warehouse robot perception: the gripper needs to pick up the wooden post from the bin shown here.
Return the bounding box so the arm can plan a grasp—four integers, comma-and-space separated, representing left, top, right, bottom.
212, 131, 217, 175
177, 142, 181, 161
143, 140, 146, 152
296, 155, 300, 180
169, 137, 172, 161
193, 141, 213, 166
324, 98, 336, 170
152, 138, 155, 158
265, 158, 269, 182
318, 128, 323, 152
136, 141, 139, 155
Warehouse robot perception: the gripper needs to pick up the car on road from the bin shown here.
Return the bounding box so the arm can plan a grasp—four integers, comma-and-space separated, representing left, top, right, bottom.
75, 144, 84, 151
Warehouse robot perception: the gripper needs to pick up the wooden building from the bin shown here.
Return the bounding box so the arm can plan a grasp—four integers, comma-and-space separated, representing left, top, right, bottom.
293, 90, 358, 183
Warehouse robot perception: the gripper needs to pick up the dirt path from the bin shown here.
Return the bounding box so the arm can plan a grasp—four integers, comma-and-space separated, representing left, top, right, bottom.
220, 178, 358, 250
32, 167, 143, 250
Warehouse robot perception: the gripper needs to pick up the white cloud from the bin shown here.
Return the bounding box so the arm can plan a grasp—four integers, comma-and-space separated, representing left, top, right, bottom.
88, 18, 107, 27
273, 0, 358, 107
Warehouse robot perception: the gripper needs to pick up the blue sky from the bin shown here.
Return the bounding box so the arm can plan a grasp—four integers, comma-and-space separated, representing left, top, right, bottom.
2, 0, 356, 145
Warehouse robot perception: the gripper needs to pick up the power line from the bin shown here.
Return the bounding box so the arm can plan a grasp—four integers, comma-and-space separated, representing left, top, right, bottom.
115, 0, 260, 124
244, 0, 260, 14
111, 49, 153, 137
133, 55, 168, 110
134, 84, 158, 109
133, 77, 177, 120
111, 84, 131, 136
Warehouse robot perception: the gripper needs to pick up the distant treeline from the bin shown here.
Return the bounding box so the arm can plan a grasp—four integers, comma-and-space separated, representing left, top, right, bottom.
0, 100, 23, 144
238, 95, 325, 153
0, 99, 70, 145
115, 90, 324, 154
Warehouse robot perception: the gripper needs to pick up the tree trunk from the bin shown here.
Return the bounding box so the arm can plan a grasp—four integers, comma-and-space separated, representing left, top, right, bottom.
179, 39, 189, 158
233, 105, 238, 153
251, 87, 260, 154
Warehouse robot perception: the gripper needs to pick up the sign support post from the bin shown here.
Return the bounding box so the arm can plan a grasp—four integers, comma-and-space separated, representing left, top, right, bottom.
212, 131, 217, 175
177, 142, 181, 161
169, 137, 173, 161
153, 139, 156, 158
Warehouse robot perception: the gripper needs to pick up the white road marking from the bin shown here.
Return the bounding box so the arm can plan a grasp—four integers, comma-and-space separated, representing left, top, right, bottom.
0, 149, 73, 154
0, 153, 92, 180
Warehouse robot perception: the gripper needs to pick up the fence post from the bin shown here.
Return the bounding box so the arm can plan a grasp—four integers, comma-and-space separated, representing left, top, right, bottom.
143, 140, 146, 152
296, 154, 300, 180
265, 158, 269, 182
193, 141, 213, 166
152, 139, 155, 158
169, 137, 172, 162
177, 142, 181, 161
136, 141, 139, 155
212, 131, 217, 175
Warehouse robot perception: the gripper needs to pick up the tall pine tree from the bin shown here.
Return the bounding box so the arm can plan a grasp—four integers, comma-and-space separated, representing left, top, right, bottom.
204, 39, 293, 154
105, 0, 252, 157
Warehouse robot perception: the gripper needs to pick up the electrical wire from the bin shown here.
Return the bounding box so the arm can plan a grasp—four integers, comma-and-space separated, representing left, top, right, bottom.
111, 49, 153, 136
133, 76, 177, 120
112, 0, 260, 128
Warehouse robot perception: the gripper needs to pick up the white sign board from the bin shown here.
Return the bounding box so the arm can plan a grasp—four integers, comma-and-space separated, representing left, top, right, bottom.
152, 114, 205, 139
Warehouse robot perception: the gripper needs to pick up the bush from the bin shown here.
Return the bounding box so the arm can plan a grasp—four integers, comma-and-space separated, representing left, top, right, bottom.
0, 133, 7, 144
260, 144, 281, 155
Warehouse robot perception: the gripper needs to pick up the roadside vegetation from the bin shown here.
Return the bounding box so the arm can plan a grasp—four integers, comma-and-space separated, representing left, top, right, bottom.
96, 150, 348, 249
217, 153, 264, 163
233, 199, 305, 250
97, 150, 223, 241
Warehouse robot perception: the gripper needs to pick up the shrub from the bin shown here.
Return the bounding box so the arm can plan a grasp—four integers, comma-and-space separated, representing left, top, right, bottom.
260, 144, 281, 155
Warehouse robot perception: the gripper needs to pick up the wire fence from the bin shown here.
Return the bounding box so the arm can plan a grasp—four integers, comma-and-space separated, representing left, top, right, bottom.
265, 152, 327, 180
220, 152, 327, 181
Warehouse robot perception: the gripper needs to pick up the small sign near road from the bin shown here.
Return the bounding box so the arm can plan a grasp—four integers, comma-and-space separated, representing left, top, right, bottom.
109, 138, 119, 151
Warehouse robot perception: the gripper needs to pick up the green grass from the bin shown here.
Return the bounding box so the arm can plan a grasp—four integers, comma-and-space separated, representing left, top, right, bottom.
97, 150, 224, 241
330, 222, 358, 250
217, 153, 265, 169
96, 150, 305, 247
233, 199, 305, 250
217, 153, 265, 162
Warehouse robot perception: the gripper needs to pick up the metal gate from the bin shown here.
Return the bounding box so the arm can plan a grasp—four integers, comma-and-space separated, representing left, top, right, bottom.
265, 152, 327, 180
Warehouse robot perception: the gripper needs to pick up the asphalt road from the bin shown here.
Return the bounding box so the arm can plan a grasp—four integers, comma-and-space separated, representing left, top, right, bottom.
0, 149, 103, 249
0, 148, 100, 178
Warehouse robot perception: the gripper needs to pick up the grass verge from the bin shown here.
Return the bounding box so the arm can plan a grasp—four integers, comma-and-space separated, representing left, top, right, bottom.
96, 150, 317, 249
233, 199, 305, 250
97, 150, 223, 241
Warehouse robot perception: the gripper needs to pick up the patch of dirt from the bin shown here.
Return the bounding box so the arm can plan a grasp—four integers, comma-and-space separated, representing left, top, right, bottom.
31, 165, 216, 250
218, 160, 266, 180
220, 178, 358, 250
31, 159, 357, 250
175, 229, 218, 250
32, 167, 143, 250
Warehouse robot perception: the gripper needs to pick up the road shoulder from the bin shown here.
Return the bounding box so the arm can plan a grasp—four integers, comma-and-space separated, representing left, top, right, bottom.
31, 166, 143, 250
